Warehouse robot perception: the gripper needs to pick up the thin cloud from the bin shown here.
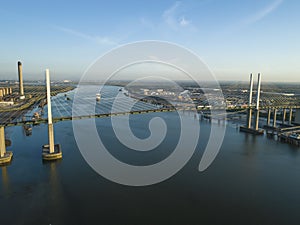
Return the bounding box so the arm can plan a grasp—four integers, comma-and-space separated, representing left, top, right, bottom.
179, 16, 190, 27
163, 1, 181, 30
244, 0, 284, 25
162, 1, 196, 31
53, 25, 118, 46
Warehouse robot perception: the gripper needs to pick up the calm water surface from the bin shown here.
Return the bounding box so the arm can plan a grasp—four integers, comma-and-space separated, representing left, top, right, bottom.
1, 86, 300, 225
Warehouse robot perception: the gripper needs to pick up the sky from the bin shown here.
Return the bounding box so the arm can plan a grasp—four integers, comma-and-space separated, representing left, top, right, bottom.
0, 0, 299, 82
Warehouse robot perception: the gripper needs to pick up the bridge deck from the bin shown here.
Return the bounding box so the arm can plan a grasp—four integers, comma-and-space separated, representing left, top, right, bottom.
2, 108, 177, 127
1, 105, 300, 127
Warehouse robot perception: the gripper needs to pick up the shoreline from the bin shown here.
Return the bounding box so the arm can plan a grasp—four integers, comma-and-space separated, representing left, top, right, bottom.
0, 85, 75, 124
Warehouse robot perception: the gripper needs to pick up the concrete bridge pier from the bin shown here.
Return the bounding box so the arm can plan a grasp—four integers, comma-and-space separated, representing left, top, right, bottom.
282, 108, 286, 125
254, 73, 261, 131
289, 108, 293, 125
240, 73, 263, 135
0, 126, 13, 165
247, 108, 253, 128
42, 69, 62, 161
255, 109, 260, 130
267, 108, 271, 126
273, 109, 277, 127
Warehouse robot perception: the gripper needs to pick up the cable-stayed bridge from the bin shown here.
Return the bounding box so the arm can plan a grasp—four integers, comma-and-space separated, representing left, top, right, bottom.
1, 72, 300, 164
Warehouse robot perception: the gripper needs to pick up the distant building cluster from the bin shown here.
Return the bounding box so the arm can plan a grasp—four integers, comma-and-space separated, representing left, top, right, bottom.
142, 88, 176, 97
0, 87, 14, 106
0, 87, 12, 97
129, 87, 227, 108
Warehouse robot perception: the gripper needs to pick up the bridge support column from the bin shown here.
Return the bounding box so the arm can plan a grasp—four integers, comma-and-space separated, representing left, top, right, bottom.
254, 73, 261, 130
48, 123, 55, 154
273, 109, 277, 127
0, 127, 5, 158
289, 108, 293, 125
282, 108, 286, 125
247, 108, 252, 128
0, 126, 13, 165
247, 73, 254, 128
240, 73, 264, 135
42, 69, 62, 161
255, 110, 260, 130
267, 108, 271, 126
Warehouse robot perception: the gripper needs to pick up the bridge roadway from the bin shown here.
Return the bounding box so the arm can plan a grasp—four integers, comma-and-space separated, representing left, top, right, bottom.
2, 108, 176, 127
1, 104, 300, 127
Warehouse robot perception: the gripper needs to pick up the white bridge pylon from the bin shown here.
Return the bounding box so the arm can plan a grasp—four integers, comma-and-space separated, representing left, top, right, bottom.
42, 69, 62, 161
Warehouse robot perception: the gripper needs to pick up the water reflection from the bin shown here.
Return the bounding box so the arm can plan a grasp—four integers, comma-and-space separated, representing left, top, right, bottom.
43, 160, 68, 224
243, 133, 259, 157
1, 166, 11, 197
22, 124, 32, 136
44, 160, 61, 193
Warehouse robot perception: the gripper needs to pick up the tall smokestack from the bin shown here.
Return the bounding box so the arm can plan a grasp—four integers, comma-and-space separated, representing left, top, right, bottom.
18, 61, 25, 99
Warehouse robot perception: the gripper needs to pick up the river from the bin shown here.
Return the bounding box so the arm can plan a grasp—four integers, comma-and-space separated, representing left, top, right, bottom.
1, 85, 300, 225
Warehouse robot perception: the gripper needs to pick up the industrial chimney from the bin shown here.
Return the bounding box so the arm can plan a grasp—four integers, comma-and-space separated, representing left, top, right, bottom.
17, 61, 25, 99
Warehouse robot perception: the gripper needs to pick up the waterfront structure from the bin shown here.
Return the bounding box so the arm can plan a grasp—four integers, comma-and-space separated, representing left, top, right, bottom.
273, 109, 277, 127
265, 107, 294, 129
254, 73, 261, 130
240, 73, 264, 134
288, 108, 293, 125
42, 69, 62, 160
266, 108, 271, 126
0, 126, 13, 165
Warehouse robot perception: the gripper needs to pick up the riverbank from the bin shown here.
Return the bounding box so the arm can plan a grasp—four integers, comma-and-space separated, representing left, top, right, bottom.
0, 85, 75, 124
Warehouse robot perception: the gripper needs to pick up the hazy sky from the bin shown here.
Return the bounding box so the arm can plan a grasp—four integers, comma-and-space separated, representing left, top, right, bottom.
0, 0, 299, 81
